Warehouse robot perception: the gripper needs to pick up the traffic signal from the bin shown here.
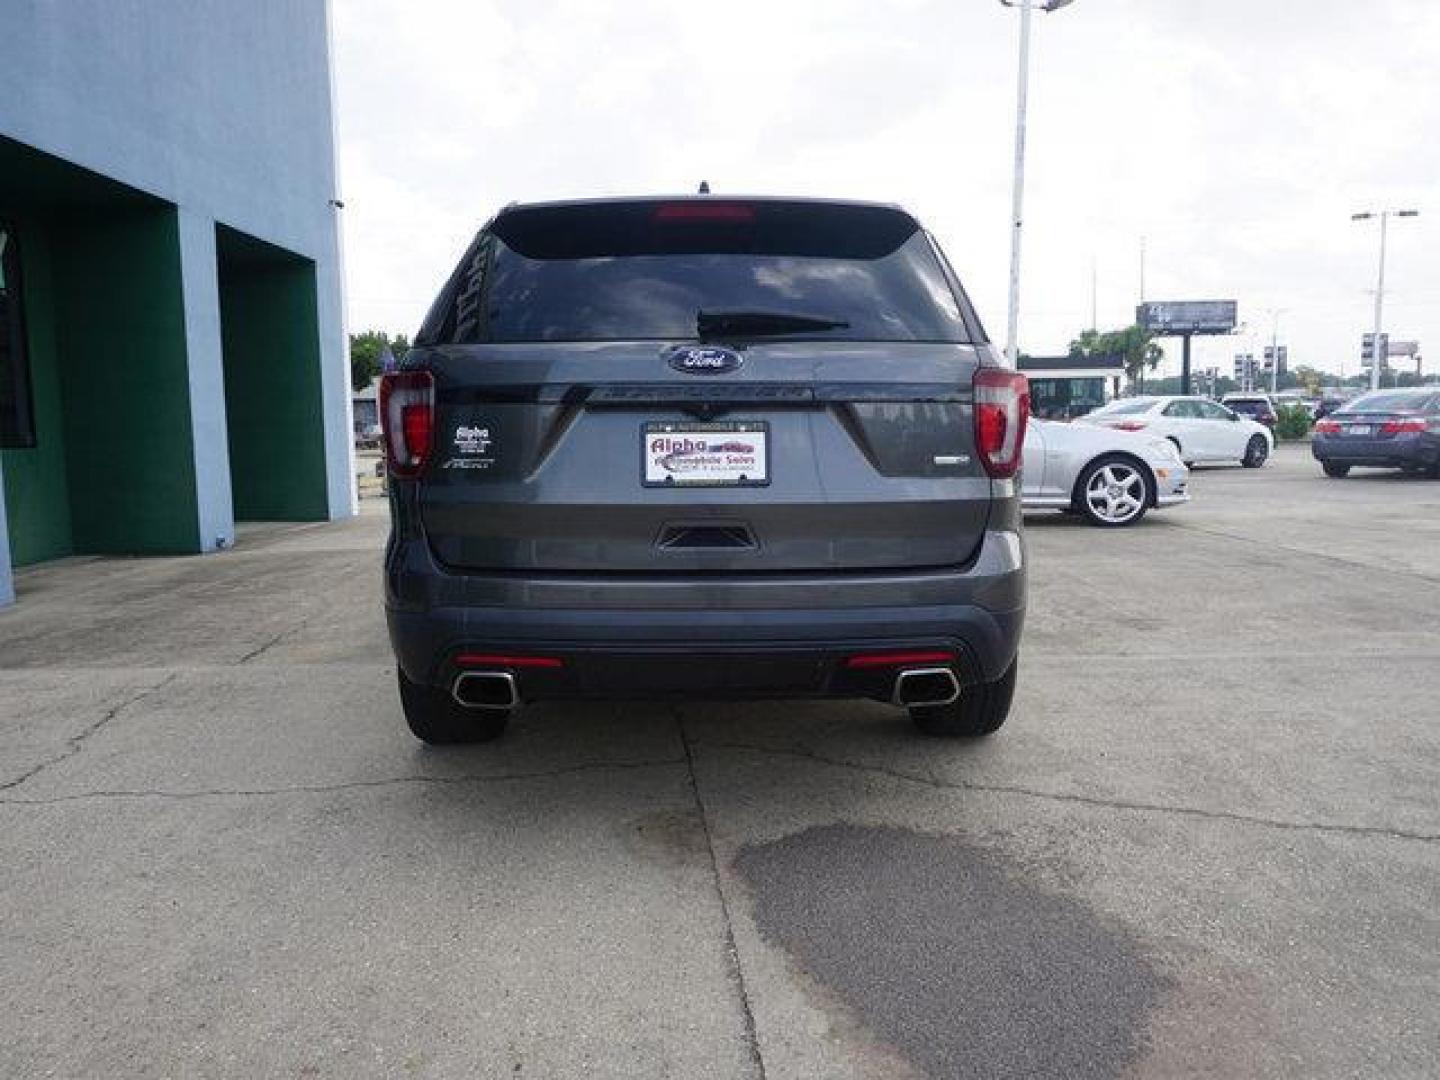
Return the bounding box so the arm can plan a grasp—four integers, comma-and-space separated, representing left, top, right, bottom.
1361, 333, 1389, 368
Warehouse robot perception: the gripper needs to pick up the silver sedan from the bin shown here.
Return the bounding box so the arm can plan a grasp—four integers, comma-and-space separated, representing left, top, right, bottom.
1022, 418, 1190, 526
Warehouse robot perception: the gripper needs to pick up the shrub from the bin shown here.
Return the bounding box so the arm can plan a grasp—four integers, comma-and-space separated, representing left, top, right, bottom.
1275, 405, 1312, 441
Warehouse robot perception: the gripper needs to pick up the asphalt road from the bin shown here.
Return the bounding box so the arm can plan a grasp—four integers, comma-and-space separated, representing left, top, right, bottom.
2, 443, 1437, 1078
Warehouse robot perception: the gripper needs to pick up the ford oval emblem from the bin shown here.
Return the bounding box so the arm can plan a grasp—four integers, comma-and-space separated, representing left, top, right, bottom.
666, 345, 743, 376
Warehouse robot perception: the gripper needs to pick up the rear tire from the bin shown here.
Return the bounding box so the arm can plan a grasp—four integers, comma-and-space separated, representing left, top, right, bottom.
1322, 463, 1351, 478
1242, 435, 1269, 468
911, 660, 1017, 738
397, 667, 510, 745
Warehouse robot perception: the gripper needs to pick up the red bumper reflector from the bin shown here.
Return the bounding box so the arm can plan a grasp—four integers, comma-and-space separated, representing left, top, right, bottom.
845, 651, 956, 670
455, 654, 564, 670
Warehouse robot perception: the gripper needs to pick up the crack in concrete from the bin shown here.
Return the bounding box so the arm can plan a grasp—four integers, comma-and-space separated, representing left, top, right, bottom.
0, 675, 178, 794
0, 756, 687, 806
236, 618, 310, 665
678, 711, 768, 1080
695, 739, 1440, 844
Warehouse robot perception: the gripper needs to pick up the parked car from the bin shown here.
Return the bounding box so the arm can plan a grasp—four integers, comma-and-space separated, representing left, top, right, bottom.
1311, 389, 1440, 478
1221, 392, 1279, 428
382, 196, 1028, 744
1079, 396, 1274, 467
1022, 419, 1189, 526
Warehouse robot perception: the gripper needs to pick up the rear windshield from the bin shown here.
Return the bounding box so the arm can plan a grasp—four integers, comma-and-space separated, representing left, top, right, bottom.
1094, 399, 1155, 416
1227, 399, 1267, 414
418, 201, 974, 345
1340, 391, 1438, 414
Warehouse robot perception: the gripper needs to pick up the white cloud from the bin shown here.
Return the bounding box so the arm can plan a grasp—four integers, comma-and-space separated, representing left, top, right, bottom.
332, 0, 1438, 379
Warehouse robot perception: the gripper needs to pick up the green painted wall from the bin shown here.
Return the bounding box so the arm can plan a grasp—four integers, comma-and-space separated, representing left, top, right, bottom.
0, 217, 75, 565
51, 207, 201, 554
218, 236, 328, 520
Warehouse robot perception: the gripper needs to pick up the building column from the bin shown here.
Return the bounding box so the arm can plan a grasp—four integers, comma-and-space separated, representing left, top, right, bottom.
176, 209, 235, 552
313, 233, 357, 519
0, 458, 14, 607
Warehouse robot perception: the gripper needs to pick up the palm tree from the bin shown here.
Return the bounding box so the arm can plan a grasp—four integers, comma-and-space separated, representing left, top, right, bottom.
1069, 325, 1162, 392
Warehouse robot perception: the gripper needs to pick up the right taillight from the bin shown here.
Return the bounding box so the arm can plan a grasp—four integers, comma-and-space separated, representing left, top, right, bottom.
1381, 418, 1426, 434
379, 370, 435, 478
973, 367, 1030, 479
1110, 420, 1150, 432
1314, 419, 1341, 434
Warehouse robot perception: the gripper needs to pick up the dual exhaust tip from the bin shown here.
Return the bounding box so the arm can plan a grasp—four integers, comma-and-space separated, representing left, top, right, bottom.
452, 671, 520, 711
451, 663, 960, 711
891, 667, 961, 708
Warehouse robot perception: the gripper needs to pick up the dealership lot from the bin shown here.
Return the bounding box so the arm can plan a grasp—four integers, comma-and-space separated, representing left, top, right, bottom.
1, 443, 1437, 1079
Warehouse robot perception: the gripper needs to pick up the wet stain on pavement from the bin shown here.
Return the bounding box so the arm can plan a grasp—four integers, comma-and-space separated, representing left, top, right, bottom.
735, 824, 1169, 1080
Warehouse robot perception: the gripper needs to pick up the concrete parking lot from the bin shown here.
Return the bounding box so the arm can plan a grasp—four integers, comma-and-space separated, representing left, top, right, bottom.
2, 442, 1437, 1079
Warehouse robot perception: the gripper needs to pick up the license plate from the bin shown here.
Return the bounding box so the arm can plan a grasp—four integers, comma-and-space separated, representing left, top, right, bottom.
1347, 424, 1373, 436
642, 421, 769, 487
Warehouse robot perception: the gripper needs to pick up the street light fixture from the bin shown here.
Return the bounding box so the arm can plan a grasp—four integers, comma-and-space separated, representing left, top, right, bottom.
1352, 208, 1420, 391
998, 0, 1077, 368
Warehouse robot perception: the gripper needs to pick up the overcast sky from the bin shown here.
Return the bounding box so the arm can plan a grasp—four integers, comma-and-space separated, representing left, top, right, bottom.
332, 0, 1438, 380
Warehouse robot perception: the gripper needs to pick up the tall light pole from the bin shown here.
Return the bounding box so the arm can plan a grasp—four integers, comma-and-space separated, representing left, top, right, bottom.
1352, 209, 1419, 392
999, 0, 1075, 367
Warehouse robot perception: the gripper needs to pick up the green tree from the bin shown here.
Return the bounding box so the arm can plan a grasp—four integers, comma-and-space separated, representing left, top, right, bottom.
349, 330, 410, 391
1275, 405, 1312, 441
1069, 325, 1163, 390
1291, 365, 1325, 396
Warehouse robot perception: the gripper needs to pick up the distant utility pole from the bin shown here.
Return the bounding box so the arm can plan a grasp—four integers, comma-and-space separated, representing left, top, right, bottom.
1352, 209, 1419, 392
1090, 255, 1098, 331
998, 0, 1077, 366
1138, 235, 1146, 305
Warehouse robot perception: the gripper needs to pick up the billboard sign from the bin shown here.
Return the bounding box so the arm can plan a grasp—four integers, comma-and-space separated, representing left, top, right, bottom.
1137, 300, 1237, 336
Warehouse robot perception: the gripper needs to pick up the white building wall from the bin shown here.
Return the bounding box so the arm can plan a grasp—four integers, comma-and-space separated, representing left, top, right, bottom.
0, 0, 353, 524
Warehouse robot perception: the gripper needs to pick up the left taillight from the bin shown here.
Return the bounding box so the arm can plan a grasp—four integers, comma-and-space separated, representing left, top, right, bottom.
380, 370, 435, 478
973, 367, 1030, 479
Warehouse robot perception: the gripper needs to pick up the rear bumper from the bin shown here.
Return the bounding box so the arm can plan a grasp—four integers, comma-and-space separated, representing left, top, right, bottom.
1312, 434, 1439, 468
389, 609, 1021, 703
385, 528, 1026, 697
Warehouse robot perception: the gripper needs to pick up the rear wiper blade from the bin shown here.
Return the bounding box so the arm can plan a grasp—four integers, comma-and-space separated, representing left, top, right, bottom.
696, 309, 849, 340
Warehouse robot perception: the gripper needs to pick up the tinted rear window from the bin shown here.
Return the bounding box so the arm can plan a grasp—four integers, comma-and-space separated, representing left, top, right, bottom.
419, 201, 972, 345
1096, 399, 1156, 416
1341, 391, 1438, 414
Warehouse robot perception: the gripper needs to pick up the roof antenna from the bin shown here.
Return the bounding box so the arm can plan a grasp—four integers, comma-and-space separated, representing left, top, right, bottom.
697, 180, 711, 194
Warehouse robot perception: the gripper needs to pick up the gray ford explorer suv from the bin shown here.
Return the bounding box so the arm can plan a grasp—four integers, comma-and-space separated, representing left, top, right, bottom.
382, 196, 1028, 745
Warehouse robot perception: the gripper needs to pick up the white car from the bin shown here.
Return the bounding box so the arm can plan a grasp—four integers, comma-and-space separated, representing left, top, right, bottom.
1078, 396, 1274, 468
1022, 418, 1190, 526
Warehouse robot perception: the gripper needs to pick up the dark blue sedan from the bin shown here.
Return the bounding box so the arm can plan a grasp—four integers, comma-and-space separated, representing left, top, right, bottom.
1312, 389, 1440, 478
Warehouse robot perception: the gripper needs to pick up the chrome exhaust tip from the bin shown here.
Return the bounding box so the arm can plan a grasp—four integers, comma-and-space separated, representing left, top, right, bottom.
893, 667, 961, 708
451, 671, 520, 711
